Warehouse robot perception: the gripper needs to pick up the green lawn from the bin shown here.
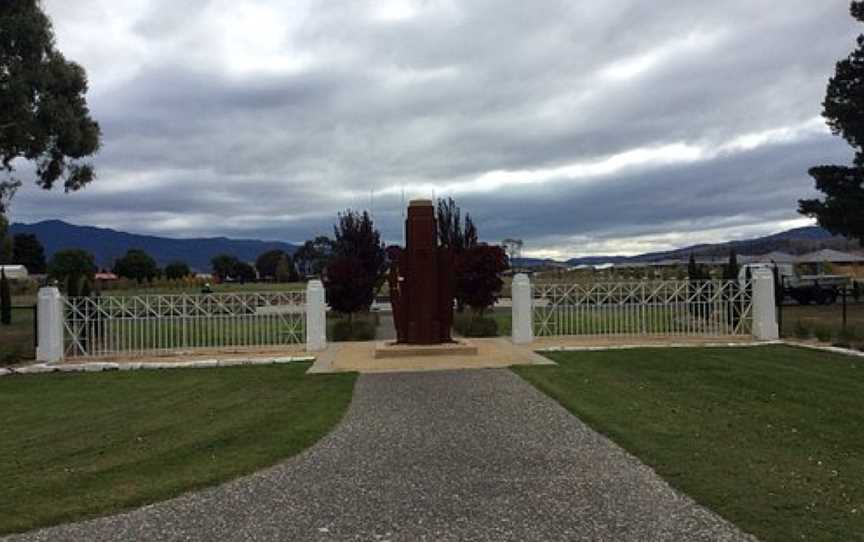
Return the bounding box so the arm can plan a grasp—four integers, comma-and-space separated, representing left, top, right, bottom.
513, 346, 864, 542
0, 364, 356, 535
0, 306, 36, 366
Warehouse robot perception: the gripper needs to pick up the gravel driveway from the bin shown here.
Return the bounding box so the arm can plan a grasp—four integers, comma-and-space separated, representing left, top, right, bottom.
6, 369, 755, 541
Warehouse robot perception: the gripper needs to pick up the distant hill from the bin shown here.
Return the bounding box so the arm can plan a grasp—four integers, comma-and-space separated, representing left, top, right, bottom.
510, 226, 859, 269
10, 220, 298, 272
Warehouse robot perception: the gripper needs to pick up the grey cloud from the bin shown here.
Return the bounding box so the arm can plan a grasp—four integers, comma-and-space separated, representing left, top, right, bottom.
13, 0, 862, 256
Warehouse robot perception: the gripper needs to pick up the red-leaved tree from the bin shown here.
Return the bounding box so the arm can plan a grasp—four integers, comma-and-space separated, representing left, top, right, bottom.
454, 244, 509, 316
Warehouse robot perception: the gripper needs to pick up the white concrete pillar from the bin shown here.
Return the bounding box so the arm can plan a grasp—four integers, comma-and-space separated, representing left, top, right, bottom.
511, 273, 534, 345
752, 268, 779, 341
306, 280, 327, 352
36, 286, 64, 363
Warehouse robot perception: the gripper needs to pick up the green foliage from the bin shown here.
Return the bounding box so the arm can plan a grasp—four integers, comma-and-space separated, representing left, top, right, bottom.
48, 248, 95, 294
437, 197, 479, 310
0, 0, 101, 197
211, 254, 240, 281
800, 3, 864, 243
814, 326, 833, 343
687, 253, 709, 280
255, 249, 287, 280
0, 268, 10, 325
112, 249, 158, 283
453, 244, 509, 315
722, 249, 739, 280
11, 233, 45, 273
164, 261, 191, 280
294, 236, 333, 277
274, 255, 298, 283
325, 210, 385, 316
330, 319, 376, 342
0, 213, 11, 264
793, 320, 812, 340
453, 313, 499, 337
233, 261, 256, 283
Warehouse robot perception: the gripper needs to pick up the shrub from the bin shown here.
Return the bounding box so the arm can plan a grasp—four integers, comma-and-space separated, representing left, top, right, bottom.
813, 326, 833, 343
793, 320, 811, 340
331, 319, 376, 342
834, 327, 860, 349
453, 313, 499, 337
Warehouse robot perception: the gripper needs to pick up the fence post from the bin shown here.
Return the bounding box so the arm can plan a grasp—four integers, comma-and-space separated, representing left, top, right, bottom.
512, 273, 534, 345
306, 280, 327, 352
36, 286, 64, 363
752, 268, 779, 341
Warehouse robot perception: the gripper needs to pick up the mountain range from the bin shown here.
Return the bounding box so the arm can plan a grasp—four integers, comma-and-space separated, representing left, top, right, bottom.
10, 220, 298, 272
9, 220, 861, 273
514, 226, 861, 268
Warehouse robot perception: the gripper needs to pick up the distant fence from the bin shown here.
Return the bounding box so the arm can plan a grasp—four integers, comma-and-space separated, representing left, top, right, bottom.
62, 291, 306, 359
531, 280, 753, 338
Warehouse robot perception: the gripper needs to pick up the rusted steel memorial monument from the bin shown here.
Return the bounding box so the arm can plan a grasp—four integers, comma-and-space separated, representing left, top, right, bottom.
379, 199, 476, 357
388, 199, 454, 344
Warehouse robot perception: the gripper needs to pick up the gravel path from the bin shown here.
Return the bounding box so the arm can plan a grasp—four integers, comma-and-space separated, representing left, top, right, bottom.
6, 370, 755, 541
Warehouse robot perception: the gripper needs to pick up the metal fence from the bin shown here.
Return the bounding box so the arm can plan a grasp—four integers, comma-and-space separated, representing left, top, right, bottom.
778, 282, 863, 348
62, 291, 306, 359
532, 280, 753, 338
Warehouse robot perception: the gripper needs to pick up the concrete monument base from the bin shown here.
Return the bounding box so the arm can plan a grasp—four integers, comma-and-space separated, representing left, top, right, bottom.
373, 340, 479, 359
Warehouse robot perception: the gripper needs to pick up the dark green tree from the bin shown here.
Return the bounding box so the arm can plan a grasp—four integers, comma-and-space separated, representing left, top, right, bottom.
48, 248, 95, 295
0, 0, 102, 201
453, 244, 509, 316
800, 2, 864, 243
294, 236, 333, 277
0, 213, 11, 264
325, 210, 386, 318
722, 249, 740, 281
233, 262, 257, 283
0, 268, 10, 325
437, 197, 480, 311
211, 254, 240, 281
164, 261, 191, 280
112, 249, 159, 283
12, 233, 46, 273
274, 255, 299, 283
687, 253, 708, 281
255, 249, 288, 280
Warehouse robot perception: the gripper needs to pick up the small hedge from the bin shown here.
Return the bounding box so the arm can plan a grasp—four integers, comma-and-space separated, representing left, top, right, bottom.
454, 313, 499, 337
331, 319, 376, 342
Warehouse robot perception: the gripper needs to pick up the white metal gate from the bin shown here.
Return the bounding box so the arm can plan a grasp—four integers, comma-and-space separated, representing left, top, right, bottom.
532, 280, 753, 338
62, 291, 306, 359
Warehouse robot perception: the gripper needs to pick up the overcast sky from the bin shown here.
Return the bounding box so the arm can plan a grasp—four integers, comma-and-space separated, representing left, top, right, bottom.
7, 0, 861, 258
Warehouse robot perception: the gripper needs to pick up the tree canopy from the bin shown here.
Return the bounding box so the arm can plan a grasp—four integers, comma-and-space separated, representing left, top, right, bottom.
0, 0, 102, 202
294, 236, 333, 277
255, 249, 292, 280
453, 244, 509, 316
325, 210, 386, 316
48, 248, 95, 295
164, 261, 191, 280
800, 1, 864, 243
12, 233, 45, 273
211, 254, 241, 281
113, 249, 159, 283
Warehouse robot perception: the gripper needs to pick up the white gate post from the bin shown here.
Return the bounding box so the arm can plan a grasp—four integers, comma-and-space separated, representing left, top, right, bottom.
306, 280, 327, 352
752, 268, 779, 341
511, 273, 534, 345
36, 286, 64, 363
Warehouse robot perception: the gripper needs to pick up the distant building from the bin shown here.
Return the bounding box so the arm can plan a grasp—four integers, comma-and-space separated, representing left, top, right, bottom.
95, 271, 119, 281
0, 265, 29, 280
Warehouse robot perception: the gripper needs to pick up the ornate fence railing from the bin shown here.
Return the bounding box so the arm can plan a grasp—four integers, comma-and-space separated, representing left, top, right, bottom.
62, 291, 306, 358
532, 280, 753, 338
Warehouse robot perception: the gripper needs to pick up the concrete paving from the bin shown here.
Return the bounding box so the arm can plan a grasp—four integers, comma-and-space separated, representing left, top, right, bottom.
6, 369, 755, 542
